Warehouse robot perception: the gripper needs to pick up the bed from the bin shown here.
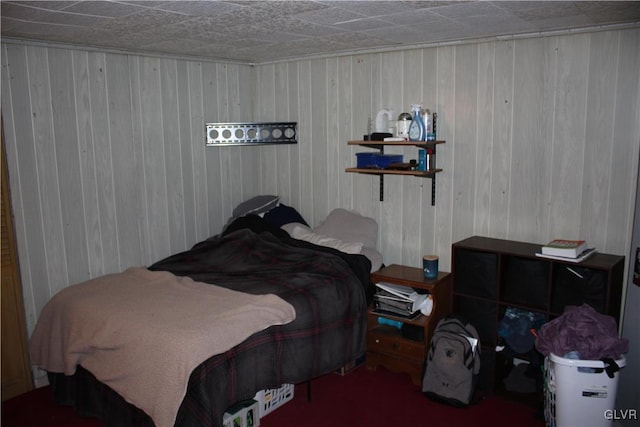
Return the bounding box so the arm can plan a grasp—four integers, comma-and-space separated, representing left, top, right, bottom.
29, 200, 381, 427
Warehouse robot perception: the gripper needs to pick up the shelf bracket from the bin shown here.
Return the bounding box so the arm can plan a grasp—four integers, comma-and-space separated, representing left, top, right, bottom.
378, 174, 436, 204
431, 175, 436, 206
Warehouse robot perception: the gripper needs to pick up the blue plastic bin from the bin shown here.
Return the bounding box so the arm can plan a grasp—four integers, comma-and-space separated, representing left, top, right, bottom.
356, 152, 402, 169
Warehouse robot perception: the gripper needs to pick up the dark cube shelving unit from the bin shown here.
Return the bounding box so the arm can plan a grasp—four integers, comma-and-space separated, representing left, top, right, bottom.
451, 236, 624, 403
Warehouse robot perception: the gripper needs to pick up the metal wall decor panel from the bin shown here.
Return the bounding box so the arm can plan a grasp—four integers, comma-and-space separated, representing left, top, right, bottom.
205, 122, 297, 146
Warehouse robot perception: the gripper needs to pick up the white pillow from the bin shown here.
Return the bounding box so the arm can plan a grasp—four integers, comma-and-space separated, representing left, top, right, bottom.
313, 209, 382, 272
288, 225, 363, 254
361, 246, 383, 272
313, 208, 378, 249
281, 222, 304, 236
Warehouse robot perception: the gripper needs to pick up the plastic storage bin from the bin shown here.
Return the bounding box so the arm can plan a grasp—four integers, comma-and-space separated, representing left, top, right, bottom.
222, 399, 260, 427
544, 353, 626, 427
253, 383, 294, 418
355, 152, 403, 169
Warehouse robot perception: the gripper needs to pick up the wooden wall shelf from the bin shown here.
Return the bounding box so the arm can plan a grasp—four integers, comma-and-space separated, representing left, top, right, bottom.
346, 140, 445, 205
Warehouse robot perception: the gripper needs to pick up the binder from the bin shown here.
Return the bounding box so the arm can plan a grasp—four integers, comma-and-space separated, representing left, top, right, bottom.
374, 282, 430, 315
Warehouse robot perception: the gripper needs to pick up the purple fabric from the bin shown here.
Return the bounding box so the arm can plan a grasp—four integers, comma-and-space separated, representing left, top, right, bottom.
535, 304, 628, 359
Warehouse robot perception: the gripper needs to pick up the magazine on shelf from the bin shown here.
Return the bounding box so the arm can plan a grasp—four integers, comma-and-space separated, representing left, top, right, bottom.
541, 239, 588, 258
535, 247, 596, 263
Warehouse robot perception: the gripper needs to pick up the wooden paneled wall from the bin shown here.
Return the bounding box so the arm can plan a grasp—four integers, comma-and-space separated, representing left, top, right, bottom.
252, 28, 640, 277
2, 27, 640, 340
1, 45, 256, 333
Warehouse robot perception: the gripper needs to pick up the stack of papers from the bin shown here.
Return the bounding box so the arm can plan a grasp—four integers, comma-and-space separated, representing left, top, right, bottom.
373, 282, 432, 317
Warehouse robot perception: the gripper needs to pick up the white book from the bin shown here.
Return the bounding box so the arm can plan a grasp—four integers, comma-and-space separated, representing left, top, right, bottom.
541, 239, 588, 258
535, 248, 596, 263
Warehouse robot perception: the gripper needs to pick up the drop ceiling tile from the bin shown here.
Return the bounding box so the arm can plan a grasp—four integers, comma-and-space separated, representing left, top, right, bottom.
245, 15, 347, 38
185, 38, 248, 54
140, 37, 214, 53
62, 27, 125, 45
60, 1, 146, 17
1, 18, 83, 38
92, 8, 190, 33
407, 17, 470, 34
332, 16, 396, 32
117, 1, 174, 6
104, 31, 173, 48
455, 15, 535, 35
296, 5, 368, 25
382, 8, 452, 26
1, 2, 56, 20
512, 2, 582, 21
216, 5, 296, 26
243, 28, 312, 44
362, 25, 427, 44
160, 15, 238, 35
324, 30, 393, 50
254, 15, 320, 32
0, 17, 21, 32
243, 0, 331, 17
284, 35, 349, 51
576, 2, 640, 22
28, 11, 110, 27
3, 1, 74, 11
151, 0, 244, 16
328, 0, 425, 16
526, 14, 597, 31
433, 1, 507, 19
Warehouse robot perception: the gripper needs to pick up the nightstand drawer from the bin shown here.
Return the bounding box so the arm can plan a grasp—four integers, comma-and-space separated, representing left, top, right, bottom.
367, 329, 426, 361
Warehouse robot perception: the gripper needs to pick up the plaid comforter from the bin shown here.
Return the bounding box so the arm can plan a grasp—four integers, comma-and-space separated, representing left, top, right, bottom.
48, 215, 372, 427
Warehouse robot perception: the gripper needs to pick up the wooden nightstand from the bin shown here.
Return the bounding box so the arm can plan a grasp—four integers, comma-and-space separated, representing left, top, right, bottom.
366, 264, 452, 385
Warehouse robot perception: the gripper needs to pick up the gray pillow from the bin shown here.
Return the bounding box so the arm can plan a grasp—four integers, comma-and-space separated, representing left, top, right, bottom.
313, 208, 383, 272
232, 195, 280, 218
313, 208, 378, 249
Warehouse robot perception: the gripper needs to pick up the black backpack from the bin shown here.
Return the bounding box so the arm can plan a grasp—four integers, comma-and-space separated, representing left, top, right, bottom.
422, 315, 481, 407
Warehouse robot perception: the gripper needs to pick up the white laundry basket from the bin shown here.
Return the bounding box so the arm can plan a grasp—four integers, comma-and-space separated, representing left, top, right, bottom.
544, 353, 626, 427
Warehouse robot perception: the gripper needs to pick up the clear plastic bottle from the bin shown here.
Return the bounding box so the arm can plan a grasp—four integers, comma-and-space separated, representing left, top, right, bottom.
408, 104, 425, 141
423, 108, 435, 141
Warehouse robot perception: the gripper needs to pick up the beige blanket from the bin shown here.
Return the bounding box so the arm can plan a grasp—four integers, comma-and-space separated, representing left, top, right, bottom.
29, 267, 296, 427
